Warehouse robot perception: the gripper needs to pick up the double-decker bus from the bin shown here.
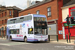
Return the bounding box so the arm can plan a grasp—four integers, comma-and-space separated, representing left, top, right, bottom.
6, 14, 48, 42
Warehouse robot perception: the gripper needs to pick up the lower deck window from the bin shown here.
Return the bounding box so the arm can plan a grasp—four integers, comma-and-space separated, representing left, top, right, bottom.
9, 29, 19, 34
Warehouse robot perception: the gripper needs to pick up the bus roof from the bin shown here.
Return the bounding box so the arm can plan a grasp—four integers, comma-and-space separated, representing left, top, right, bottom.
33, 14, 46, 17
8, 14, 46, 20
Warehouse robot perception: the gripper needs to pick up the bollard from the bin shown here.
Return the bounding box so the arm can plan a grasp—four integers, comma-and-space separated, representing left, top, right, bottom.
66, 35, 68, 43
48, 35, 50, 42
69, 33, 71, 43
57, 35, 58, 42
2, 32, 3, 38
74, 40, 75, 44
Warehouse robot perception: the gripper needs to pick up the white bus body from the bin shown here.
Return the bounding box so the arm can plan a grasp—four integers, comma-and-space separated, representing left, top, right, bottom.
7, 14, 48, 42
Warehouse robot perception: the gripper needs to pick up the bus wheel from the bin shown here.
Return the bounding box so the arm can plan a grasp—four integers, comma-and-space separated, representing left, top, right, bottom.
24, 37, 27, 42
9, 36, 12, 41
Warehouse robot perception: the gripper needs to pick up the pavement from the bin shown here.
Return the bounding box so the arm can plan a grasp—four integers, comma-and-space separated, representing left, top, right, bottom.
0, 37, 75, 45
0, 37, 6, 40
50, 39, 75, 45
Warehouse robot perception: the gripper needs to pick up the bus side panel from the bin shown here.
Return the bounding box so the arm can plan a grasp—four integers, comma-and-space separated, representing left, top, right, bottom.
23, 19, 35, 42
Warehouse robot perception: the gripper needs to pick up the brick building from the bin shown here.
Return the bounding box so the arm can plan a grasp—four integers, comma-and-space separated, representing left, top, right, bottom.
0, 5, 22, 37
19, 0, 71, 40
62, 0, 75, 39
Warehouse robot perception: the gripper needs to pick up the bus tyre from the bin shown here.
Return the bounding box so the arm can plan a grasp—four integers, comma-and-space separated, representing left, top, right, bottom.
24, 37, 27, 42
9, 36, 12, 41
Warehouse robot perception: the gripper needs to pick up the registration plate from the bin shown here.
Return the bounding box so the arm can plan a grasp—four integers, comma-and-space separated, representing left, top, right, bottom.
40, 40, 43, 41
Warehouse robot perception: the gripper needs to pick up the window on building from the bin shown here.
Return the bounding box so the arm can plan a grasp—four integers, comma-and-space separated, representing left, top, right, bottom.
28, 13, 30, 15
2, 13, 3, 17
47, 7, 51, 17
0, 14, 1, 17
2, 20, 3, 24
5, 12, 7, 16
71, 9, 75, 16
21, 15, 23, 16
9, 11, 12, 15
5, 19, 7, 23
36, 10, 39, 14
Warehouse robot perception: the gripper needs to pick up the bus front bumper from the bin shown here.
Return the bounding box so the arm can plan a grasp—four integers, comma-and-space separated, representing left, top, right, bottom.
27, 39, 38, 42
27, 38, 48, 42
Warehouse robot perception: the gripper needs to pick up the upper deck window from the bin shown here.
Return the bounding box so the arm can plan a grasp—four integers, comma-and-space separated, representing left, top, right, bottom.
20, 17, 24, 22
7, 15, 32, 24
7, 19, 16, 24
27, 15, 32, 21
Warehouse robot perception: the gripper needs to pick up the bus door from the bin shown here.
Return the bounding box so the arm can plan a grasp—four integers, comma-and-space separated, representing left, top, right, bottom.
28, 28, 34, 38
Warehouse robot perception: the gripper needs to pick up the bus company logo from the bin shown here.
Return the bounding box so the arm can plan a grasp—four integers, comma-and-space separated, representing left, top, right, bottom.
22, 23, 25, 28
41, 36, 42, 38
20, 23, 25, 28
27, 24, 29, 27
17, 35, 23, 37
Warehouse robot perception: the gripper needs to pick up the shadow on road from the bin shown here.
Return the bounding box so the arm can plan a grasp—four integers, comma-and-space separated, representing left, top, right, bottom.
30, 41, 49, 44
10, 40, 49, 43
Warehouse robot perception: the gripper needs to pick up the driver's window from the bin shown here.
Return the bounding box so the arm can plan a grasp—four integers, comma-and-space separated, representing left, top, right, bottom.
42, 29, 46, 35
34, 28, 38, 34
28, 28, 33, 34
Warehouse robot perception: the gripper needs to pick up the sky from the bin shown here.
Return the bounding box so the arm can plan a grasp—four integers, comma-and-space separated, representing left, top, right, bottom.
0, 0, 42, 10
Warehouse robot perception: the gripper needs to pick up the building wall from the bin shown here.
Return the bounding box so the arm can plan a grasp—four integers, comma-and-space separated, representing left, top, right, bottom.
61, 4, 75, 21
62, 8, 69, 22
19, 0, 58, 21
0, 10, 12, 37
13, 10, 18, 17
69, 6, 75, 17
62, 5, 75, 39
0, 6, 6, 12
0, 9, 20, 37
57, 0, 63, 39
